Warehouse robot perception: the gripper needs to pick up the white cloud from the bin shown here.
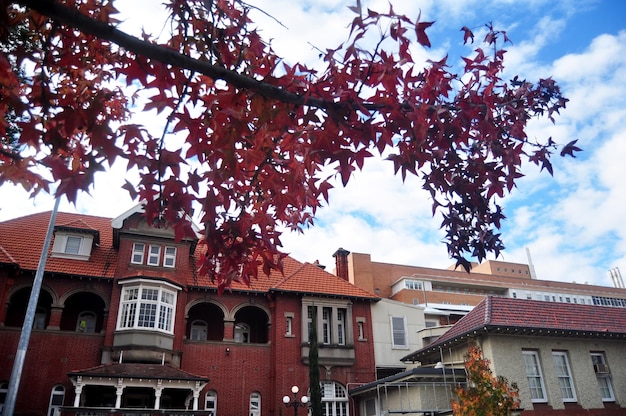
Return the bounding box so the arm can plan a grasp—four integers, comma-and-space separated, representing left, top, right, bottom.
2, 0, 626, 290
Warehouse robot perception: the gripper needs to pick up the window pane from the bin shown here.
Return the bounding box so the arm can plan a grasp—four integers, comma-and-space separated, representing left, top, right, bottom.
132, 243, 145, 264
391, 316, 406, 347
148, 245, 161, 266
553, 352, 575, 401
337, 309, 346, 345
523, 352, 546, 401
65, 236, 82, 254
164, 246, 176, 268
322, 307, 331, 344
138, 303, 157, 327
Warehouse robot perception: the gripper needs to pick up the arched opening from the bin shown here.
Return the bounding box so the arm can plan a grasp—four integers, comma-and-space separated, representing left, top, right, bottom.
48, 385, 65, 416
234, 306, 268, 344
321, 381, 348, 416
60, 292, 106, 332
186, 302, 224, 341
204, 390, 217, 414
5, 287, 53, 329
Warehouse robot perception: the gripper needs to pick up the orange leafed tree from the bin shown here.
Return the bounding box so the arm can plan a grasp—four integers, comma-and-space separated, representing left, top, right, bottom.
452, 343, 521, 416
0, 0, 579, 290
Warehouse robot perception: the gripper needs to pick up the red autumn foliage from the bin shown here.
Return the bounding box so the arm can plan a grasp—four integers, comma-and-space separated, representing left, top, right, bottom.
0, 0, 576, 290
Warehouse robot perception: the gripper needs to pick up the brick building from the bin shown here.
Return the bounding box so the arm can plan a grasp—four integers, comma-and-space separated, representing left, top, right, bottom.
333, 250, 626, 327
0, 208, 378, 416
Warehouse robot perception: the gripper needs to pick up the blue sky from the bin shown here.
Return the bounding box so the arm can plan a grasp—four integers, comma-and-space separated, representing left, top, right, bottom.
1, 0, 625, 288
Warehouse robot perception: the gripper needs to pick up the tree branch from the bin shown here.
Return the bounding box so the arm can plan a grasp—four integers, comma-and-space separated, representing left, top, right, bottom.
16, 0, 334, 109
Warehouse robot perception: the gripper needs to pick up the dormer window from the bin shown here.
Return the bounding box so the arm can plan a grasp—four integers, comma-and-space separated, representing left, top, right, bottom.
131, 242, 177, 268
51, 228, 97, 261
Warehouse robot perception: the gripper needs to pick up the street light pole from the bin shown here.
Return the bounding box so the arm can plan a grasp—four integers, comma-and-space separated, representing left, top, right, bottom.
282, 385, 309, 416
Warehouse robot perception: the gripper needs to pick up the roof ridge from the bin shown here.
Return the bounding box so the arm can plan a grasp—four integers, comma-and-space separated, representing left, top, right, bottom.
0, 243, 17, 264
273, 260, 308, 288
484, 295, 492, 325
58, 218, 99, 230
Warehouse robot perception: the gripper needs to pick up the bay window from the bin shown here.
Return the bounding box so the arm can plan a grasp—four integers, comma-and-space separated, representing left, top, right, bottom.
117, 280, 178, 334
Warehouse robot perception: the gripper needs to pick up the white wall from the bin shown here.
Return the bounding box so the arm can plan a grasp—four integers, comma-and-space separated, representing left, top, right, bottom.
370, 299, 426, 369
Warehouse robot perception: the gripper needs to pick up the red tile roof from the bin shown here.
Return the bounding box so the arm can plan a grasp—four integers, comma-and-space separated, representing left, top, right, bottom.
68, 363, 208, 381
0, 211, 116, 278
403, 296, 626, 361
190, 254, 377, 299
0, 211, 377, 299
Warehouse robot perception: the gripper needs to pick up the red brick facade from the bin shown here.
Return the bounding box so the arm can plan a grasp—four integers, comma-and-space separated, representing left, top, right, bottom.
0, 210, 377, 416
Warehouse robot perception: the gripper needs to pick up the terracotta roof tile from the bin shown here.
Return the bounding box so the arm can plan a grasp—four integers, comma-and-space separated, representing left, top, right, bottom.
189, 253, 378, 299
68, 363, 208, 381
0, 211, 115, 278
404, 296, 626, 361
0, 211, 377, 300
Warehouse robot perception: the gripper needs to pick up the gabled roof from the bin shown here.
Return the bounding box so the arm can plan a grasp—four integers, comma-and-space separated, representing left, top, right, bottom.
402, 296, 626, 362
0, 211, 116, 278
0, 211, 377, 300
189, 255, 378, 300
68, 363, 208, 381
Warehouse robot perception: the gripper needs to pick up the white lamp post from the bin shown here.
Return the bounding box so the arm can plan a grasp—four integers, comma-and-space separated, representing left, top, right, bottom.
282, 385, 309, 416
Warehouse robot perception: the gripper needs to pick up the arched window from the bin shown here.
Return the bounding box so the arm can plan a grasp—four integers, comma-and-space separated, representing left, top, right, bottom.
76, 311, 97, 333
48, 385, 65, 416
234, 323, 250, 343
321, 381, 348, 416
0, 382, 8, 414
205, 390, 217, 415
191, 320, 208, 341
249, 392, 261, 416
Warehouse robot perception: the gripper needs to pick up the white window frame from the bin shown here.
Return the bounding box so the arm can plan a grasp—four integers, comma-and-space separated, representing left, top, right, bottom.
76, 311, 97, 333
285, 312, 294, 337
147, 244, 161, 266
131, 243, 145, 264
552, 351, 576, 402
116, 280, 178, 334
249, 391, 261, 416
523, 351, 547, 403
591, 353, 615, 401
321, 381, 348, 416
190, 320, 208, 341
322, 307, 331, 344
356, 317, 366, 341
391, 316, 408, 349
163, 246, 177, 268
48, 385, 65, 416
205, 390, 217, 415
51, 232, 93, 260
64, 235, 83, 254
235, 322, 250, 343
302, 298, 353, 347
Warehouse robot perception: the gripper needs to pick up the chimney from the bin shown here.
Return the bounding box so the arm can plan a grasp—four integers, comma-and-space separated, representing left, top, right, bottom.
333, 248, 350, 281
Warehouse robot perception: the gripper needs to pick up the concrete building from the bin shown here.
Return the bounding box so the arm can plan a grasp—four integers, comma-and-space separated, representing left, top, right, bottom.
333, 250, 626, 323
398, 296, 626, 415
0, 208, 378, 416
